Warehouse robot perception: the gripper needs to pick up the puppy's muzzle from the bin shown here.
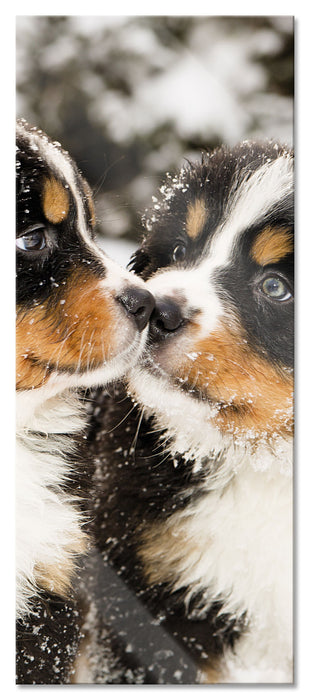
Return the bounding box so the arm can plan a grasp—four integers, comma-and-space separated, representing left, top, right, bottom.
149, 299, 184, 341
118, 287, 155, 331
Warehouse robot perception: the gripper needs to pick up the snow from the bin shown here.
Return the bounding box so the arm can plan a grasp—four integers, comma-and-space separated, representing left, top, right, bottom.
82, 17, 293, 147
96, 44, 249, 144
40, 36, 80, 71
70, 15, 130, 35
16, 16, 293, 152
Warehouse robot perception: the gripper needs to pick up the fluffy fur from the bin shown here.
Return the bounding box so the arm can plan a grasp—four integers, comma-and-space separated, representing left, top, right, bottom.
16, 119, 154, 683
82, 141, 294, 684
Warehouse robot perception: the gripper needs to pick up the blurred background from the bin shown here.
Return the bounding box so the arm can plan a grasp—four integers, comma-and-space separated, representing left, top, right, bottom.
16, 15, 294, 264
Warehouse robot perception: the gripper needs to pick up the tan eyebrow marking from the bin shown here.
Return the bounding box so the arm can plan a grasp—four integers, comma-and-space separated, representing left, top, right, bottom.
42, 176, 70, 224
186, 198, 208, 239
251, 226, 293, 266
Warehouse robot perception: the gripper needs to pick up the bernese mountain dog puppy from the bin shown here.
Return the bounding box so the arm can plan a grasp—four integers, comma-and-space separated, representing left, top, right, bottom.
83, 141, 294, 684
16, 119, 154, 683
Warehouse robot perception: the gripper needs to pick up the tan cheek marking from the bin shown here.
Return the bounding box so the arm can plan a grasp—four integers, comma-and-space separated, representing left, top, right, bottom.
16, 271, 117, 390
82, 178, 96, 228
251, 226, 293, 266
42, 176, 70, 224
16, 327, 51, 390
186, 199, 208, 239
179, 324, 293, 438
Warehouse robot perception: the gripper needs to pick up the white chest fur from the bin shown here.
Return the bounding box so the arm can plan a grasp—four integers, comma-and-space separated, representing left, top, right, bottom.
162, 454, 293, 682
16, 388, 87, 618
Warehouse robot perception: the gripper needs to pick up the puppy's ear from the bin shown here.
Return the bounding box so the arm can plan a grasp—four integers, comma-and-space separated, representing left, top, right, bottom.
128, 247, 150, 277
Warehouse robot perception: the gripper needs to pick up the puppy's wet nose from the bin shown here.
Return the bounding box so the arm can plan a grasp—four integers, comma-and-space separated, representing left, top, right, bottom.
150, 299, 184, 340
118, 287, 155, 331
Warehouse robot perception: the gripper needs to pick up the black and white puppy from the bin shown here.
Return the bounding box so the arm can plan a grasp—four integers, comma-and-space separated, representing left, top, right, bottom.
16, 119, 154, 683
85, 141, 294, 684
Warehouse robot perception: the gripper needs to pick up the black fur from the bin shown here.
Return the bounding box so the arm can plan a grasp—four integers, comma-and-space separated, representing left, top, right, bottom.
82, 384, 246, 682
16, 596, 82, 685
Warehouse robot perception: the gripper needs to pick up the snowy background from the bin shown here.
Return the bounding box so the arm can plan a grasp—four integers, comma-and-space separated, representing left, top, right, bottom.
16, 15, 294, 267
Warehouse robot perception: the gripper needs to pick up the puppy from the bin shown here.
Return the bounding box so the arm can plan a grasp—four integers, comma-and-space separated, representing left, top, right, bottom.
16, 119, 154, 683
85, 141, 294, 684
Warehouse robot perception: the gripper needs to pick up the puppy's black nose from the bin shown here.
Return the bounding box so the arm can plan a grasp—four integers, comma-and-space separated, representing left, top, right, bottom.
150, 299, 184, 340
118, 287, 155, 331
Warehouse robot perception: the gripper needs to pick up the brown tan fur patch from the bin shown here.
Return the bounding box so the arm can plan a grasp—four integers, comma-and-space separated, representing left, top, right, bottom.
16, 270, 116, 390
42, 176, 70, 224
139, 517, 228, 681
138, 516, 238, 682
138, 513, 209, 590
70, 626, 93, 683
251, 226, 293, 266
186, 199, 208, 239
199, 661, 228, 683
177, 322, 293, 438
34, 531, 87, 599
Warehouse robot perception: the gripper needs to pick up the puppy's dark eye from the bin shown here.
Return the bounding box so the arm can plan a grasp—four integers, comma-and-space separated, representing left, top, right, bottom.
16, 227, 47, 252
172, 244, 186, 263
261, 276, 292, 301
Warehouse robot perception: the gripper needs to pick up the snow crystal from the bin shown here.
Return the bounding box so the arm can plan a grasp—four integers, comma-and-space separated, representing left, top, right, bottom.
174, 670, 183, 681
153, 649, 174, 661
185, 352, 200, 361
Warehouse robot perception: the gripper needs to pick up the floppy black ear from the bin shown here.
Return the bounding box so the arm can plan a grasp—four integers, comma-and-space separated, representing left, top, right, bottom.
128, 247, 150, 277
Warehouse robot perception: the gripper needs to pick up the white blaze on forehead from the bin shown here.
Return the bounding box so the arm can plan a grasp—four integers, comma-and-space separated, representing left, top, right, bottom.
99, 252, 148, 295
17, 123, 76, 192
208, 154, 293, 270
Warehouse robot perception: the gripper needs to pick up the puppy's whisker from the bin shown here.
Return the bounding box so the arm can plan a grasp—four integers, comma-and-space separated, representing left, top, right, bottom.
148, 452, 170, 470
76, 330, 87, 374
129, 408, 145, 458
46, 323, 78, 376
86, 328, 96, 372
107, 404, 136, 434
